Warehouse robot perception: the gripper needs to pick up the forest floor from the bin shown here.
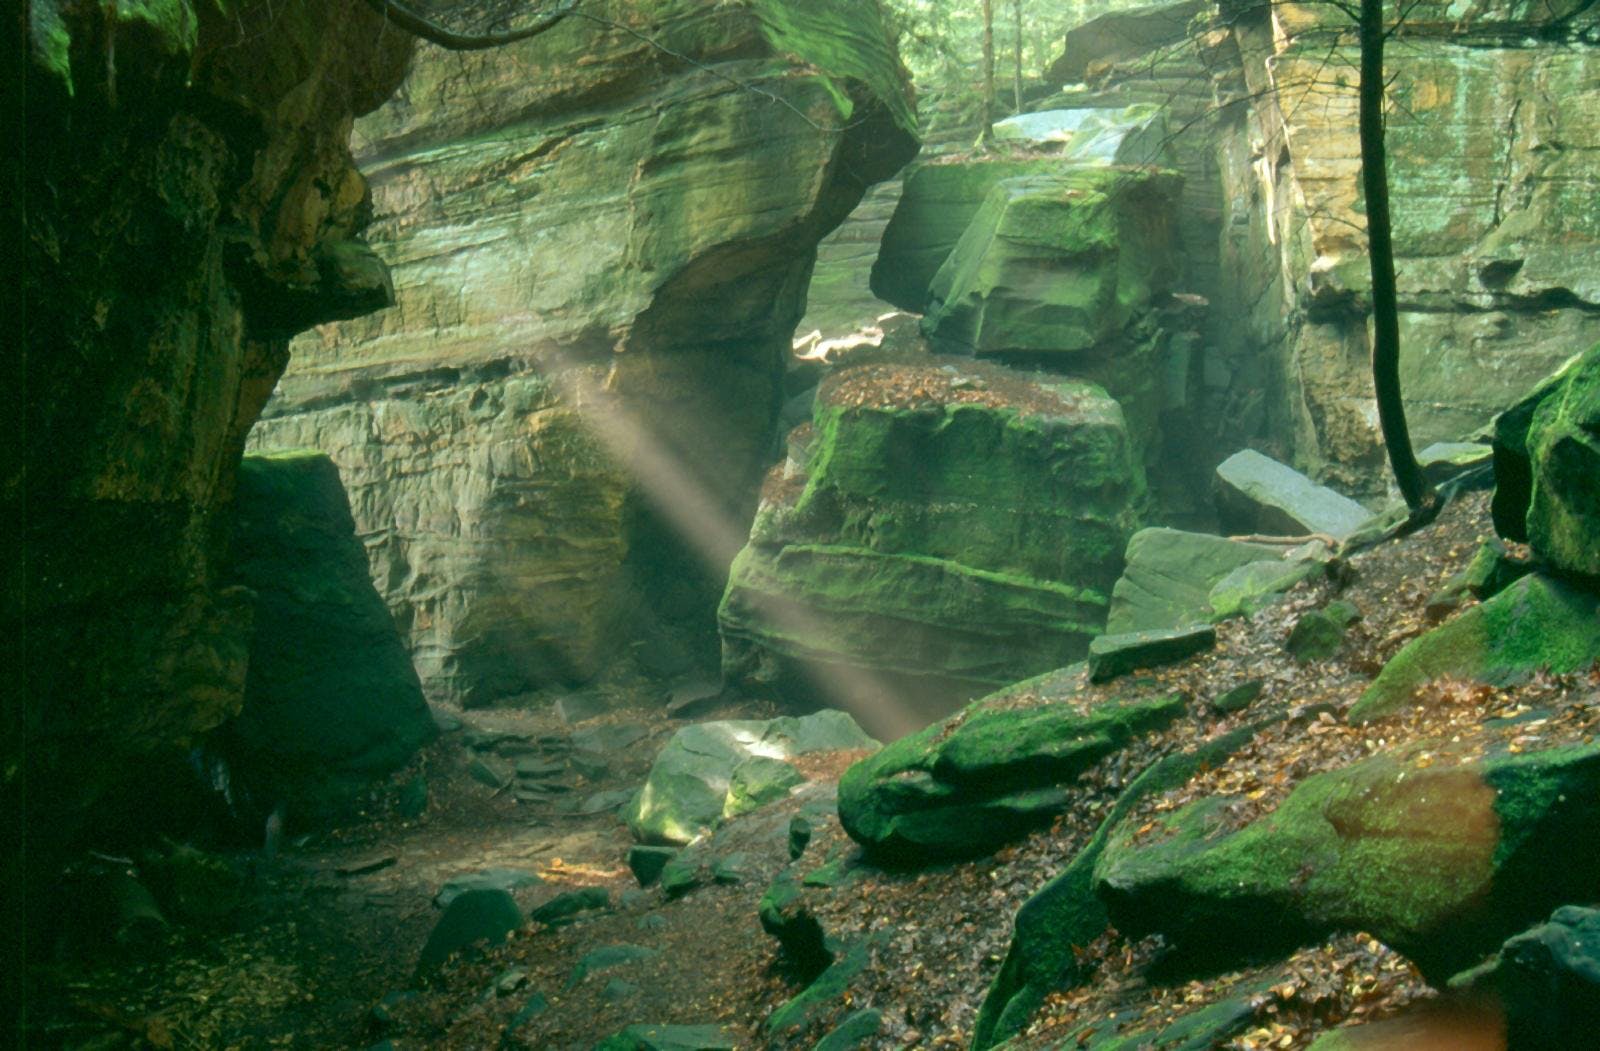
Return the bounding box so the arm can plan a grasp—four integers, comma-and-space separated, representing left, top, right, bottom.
29, 488, 1600, 1051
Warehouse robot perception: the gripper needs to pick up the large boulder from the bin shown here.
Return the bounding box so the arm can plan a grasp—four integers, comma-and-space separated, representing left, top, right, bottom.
1351, 573, 1600, 722
625, 711, 876, 845
1523, 343, 1600, 580
1047, 1, 1206, 85
250, 0, 919, 706
1106, 528, 1287, 633
870, 158, 1069, 313
1094, 743, 1600, 981
1451, 905, 1600, 1049
221, 452, 435, 820
838, 665, 1184, 863
921, 168, 1181, 357
718, 357, 1145, 720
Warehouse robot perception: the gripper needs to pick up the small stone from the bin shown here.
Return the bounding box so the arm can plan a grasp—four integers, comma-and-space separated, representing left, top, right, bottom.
711, 853, 750, 884
467, 755, 511, 789
659, 856, 703, 899
601, 977, 640, 1002
1285, 605, 1357, 663
1211, 680, 1263, 714
788, 816, 813, 860
555, 692, 611, 725
530, 886, 610, 927
629, 845, 678, 888
579, 788, 636, 815
493, 968, 529, 996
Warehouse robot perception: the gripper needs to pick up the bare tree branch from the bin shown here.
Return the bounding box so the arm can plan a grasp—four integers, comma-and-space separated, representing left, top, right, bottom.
358, 0, 578, 51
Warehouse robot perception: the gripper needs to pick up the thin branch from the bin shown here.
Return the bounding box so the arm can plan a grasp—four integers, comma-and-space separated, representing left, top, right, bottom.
357, 0, 578, 51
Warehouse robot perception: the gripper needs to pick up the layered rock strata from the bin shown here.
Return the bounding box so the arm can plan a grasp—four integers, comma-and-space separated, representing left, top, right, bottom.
250, 0, 919, 706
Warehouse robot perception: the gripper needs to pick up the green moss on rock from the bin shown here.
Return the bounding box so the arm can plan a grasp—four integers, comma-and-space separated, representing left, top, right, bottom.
1352, 573, 1600, 722
720, 361, 1145, 701
1093, 743, 1600, 981
1525, 342, 1600, 580
838, 666, 1184, 862
921, 168, 1181, 357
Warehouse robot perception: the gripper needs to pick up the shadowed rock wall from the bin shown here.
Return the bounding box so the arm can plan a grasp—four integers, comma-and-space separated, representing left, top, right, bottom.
12, 0, 414, 1001
250, 0, 918, 707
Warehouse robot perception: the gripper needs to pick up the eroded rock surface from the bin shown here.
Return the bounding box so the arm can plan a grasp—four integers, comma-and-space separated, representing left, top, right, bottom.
249, 0, 918, 707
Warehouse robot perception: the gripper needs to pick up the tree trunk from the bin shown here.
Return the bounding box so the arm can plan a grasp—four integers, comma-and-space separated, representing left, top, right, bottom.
981, 0, 996, 144
1013, 0, 1024, 113
1359, 0, 1436, 517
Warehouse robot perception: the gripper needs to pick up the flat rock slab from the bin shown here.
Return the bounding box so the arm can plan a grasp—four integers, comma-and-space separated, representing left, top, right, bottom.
1088, 625, 1216, 683
593, 1024, 736, 1051
1108, 528, 1286, 633
1215, 449, 1370, 540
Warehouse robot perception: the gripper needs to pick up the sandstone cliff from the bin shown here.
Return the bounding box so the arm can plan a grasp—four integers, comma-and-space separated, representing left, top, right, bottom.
250, 0, 919, 707
1031, 0, 1599, 494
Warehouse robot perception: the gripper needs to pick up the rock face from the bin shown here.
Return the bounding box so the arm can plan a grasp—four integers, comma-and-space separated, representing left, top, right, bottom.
838, 665, 1184, 862
14, 0, 412, 899
1027, 0, 1600, 495
221, 452, 436, 822
718, 358, 1145, 724
249, 0, 919, 706
1095, 742, 1600, 981
1205, 1, 1600, 491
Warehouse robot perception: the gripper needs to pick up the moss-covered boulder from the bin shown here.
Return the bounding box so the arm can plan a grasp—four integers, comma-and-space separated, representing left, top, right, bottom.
1492, 347, 1593, 544
973, 722, 1267, 1050
1523, 343, 1600, 580
838, 666, 1184, 863
719, 358, 1145, 715
871, 158, 1069, 312
1107, 528, 1287, 633
1351, 573, 1600, 722
1094, 743, 1600, 981
222, 451, 435, 821
625, 712, 875, 846
921, 168, 1181, 358
1449, 905, 1600, 1049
